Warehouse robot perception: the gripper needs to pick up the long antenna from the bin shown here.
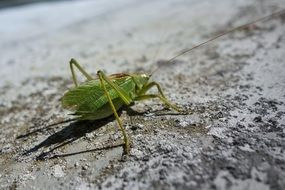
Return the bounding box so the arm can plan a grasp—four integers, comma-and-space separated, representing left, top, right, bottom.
150, 9, 285, 76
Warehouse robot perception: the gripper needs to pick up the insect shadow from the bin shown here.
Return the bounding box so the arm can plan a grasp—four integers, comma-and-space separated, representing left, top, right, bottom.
20, 114, 121, 160
19, 106, 172, 160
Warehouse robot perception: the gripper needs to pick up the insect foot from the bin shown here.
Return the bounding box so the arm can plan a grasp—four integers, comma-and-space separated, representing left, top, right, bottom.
123, 139, 131, 155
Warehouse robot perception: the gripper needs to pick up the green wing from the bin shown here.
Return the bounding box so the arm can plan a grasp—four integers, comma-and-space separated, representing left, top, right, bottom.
62, 80, 103, 111
61, 77, 135, 120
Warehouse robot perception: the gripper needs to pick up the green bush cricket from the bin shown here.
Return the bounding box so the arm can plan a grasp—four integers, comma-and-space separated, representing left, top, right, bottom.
62, 59, 181, 154
61, 10, 284, 155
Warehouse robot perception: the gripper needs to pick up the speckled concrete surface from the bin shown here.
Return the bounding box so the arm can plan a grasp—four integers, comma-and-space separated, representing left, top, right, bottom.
0, 0, 285, 189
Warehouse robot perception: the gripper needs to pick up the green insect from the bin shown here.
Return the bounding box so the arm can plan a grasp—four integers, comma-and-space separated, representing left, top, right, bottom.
61, 59, 180, 154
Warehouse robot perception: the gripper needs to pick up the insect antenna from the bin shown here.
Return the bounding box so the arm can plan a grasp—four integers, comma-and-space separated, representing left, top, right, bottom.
149, 9, 285, 76
148, 31, 168, 77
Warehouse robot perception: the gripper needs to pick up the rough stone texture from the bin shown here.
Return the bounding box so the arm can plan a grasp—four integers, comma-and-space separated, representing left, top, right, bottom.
0, 0, 285, 189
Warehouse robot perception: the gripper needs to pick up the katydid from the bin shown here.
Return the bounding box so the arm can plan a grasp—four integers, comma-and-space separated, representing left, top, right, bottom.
61, 9, 285, 155
62, 59, 180, 154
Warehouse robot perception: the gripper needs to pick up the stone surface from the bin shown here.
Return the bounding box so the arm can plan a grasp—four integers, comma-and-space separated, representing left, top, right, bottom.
0, 0, 285, 189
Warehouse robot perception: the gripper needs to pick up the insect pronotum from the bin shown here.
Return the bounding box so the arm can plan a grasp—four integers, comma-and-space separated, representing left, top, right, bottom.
61, 9, 285, 154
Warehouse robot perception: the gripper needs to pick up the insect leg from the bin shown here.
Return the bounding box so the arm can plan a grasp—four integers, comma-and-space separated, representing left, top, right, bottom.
137, 82, 181, 111
69, 58, 94, 86
97, 70, 133, 105
97, 71, 130, 154
138, 82, 166, 97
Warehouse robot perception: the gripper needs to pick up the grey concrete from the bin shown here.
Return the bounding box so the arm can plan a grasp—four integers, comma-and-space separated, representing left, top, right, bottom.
0, 0, 285, 189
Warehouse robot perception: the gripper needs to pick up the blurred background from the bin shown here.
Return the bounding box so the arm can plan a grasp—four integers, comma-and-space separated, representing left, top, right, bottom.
0, 0, 71, 9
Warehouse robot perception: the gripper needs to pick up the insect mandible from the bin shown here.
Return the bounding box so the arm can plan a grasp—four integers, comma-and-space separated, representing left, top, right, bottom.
61, 9, 285, 155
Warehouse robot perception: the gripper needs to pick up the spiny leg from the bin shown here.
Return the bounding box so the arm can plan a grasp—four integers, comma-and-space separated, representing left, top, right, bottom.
69, 58, 94, 87
98, 70, 132, 105
97, 71, 130, 154
138, 82, 181, 112
138, 82, 166, 97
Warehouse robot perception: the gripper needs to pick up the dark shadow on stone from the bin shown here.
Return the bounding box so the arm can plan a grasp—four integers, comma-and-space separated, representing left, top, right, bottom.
22, 117, 115, 157
124, 106, 146, 116
125, 106, 191, 116
37, 142, 124, 160
19, 106, 191, 159
16, 118, 77, 139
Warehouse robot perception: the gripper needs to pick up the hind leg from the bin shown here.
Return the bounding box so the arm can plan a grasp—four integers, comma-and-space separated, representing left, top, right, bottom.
97, 70, 131, 154
69, 58, 94, 86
